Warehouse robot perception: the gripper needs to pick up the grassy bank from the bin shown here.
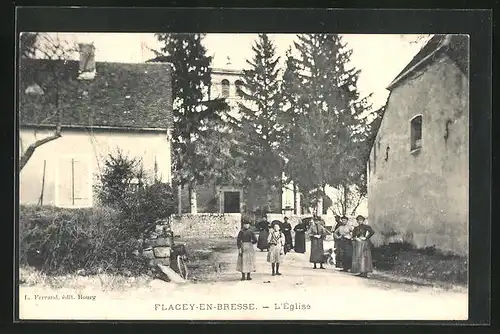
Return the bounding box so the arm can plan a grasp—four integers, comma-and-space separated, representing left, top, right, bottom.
372, 243, 467, 286
19, 236, 237, 289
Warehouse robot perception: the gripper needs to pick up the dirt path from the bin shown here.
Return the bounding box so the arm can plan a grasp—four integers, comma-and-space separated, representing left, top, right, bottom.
19, 241, 468, 320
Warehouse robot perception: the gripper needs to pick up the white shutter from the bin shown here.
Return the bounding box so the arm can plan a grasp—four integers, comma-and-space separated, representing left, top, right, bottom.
56, 155, 92, 208
73, 158, 92, 207
56, 157, 73, 207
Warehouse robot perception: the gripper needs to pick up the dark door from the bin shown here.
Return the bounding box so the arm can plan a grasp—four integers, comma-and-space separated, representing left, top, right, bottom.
223, 191, 240, 213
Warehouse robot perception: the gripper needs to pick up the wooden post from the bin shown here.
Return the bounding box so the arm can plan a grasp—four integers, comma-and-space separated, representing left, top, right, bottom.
37, 160, 47, 206
71, 158, 75, 205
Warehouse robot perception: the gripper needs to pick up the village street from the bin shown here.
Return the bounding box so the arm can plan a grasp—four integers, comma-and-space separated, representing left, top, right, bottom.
19, 240, 468, 321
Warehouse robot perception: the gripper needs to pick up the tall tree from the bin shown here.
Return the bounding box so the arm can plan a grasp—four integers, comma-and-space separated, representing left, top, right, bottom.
235, 34, 284, 212
280, 34, 375, 213
150, 33, 229, 212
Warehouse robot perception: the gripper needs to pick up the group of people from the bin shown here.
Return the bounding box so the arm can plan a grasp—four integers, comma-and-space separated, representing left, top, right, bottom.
235, 214, 375, 280
332, 215, 375, 277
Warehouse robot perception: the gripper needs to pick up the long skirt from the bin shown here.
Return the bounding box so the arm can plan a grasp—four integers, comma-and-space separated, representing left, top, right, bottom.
336, 238, 353, 270
236, 242, 256, 273
294, 232, 306, 253
283, 231, 293, 253
309, 238, 324, 263
351, 239, 373, 273
257, 230, 269, 250
267, 244, 282, 263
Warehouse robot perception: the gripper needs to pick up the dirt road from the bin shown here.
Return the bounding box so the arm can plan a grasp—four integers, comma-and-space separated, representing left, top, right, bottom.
19, 241, 468, 321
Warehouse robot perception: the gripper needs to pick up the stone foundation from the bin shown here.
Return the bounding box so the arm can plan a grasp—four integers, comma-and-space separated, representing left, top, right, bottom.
171, 213, 241, 238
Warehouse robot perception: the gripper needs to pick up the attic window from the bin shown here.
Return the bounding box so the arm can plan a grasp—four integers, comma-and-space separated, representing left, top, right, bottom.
221, 79, 230, 98
410, 115, 422, 152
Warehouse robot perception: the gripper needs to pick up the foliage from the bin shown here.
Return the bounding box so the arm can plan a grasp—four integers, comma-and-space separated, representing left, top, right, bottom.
20, 32, 39, 59
95, 150, 177, 233
19, 152, 177, 276
279, 34, 380, 206
149, 33, 230, 192
19, 205, 148, 275
95, 149, 143, 207
234, 33, 284, 198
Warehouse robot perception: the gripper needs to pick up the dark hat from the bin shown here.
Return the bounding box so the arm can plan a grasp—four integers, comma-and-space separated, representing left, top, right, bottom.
356, 215, 366, 221
341, 216, 348, 220
284, 216, 289, 221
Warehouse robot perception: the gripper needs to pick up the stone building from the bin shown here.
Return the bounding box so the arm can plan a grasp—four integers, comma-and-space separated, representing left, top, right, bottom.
366, 34, 469, 255
178, 65, 283, 216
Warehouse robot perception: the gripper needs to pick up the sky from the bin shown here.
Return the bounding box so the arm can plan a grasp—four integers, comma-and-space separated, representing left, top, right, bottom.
39, 33, 430, 110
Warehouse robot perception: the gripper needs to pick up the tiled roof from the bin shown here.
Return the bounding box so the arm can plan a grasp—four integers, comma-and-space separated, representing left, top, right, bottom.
387, 34, 469, 90
18, 59, 173, 130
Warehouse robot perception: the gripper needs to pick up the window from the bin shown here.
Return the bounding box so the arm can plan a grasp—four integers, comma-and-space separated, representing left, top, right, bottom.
410, 115, 423, 151
56, 155, 92, 208
235, 80, 244, 93
221, 79, 230, 98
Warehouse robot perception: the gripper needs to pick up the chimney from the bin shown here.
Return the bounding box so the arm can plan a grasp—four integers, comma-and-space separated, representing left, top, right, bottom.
78, 43, 96, 80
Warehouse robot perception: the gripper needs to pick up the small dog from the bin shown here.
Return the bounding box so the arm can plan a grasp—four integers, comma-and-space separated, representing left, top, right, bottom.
323, 248, 336, 266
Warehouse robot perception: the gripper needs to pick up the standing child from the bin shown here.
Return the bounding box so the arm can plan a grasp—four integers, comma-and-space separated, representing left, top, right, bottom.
236, 220, 258, 280
267, 222, 285, 276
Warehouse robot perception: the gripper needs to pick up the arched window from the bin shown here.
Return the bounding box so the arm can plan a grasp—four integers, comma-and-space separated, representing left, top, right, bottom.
410, 115, 423, 151
221, 79, 230, 98
235, 79, 244, 92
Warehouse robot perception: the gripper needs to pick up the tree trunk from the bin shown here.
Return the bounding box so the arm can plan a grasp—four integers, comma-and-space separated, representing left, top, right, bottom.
293, 182, 297, 214
177, 184, 182, 214
189, 184, 197, 214
350, 197, 363, 216
19, 127, 62, 171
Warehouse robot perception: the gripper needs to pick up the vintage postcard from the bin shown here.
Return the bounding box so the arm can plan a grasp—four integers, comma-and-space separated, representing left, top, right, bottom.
17, 30, 471, 321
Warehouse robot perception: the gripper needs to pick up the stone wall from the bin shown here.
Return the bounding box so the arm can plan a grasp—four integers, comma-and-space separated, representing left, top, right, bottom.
367, 53, 468, 255
171, 213, 242, 238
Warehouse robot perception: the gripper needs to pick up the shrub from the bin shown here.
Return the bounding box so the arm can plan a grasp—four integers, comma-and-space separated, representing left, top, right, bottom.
19, 151, 177, 276
119, 182, 177, 235
95, 150, 177, 234
19, 205, 149, 275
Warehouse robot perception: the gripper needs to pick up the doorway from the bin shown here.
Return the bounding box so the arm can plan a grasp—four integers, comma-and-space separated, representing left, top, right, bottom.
223, 191, 240, 213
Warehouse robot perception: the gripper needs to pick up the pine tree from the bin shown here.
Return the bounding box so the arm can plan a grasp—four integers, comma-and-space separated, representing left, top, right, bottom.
151, 33, 230, 211
281, 34, 375, 212
235, 34, 284, 212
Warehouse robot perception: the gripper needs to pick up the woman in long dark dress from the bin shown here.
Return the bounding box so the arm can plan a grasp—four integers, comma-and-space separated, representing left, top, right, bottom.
280, 217, 293, 254
236, 220, 258, 280
293, 219, 307, 253
332, 216, 354, 271
351, 215, 375, 277
307, 216, 328, 269
256, 217, 270, 251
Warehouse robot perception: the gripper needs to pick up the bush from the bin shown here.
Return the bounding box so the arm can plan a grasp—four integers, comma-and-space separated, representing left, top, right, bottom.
95, 150, 177, 234
19, 205, 149, 275
19, 151, 177, 276
119, 182, 177, 235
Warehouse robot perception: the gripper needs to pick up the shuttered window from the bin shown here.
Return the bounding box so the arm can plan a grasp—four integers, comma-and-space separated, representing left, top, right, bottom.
56, 155, 93, 208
